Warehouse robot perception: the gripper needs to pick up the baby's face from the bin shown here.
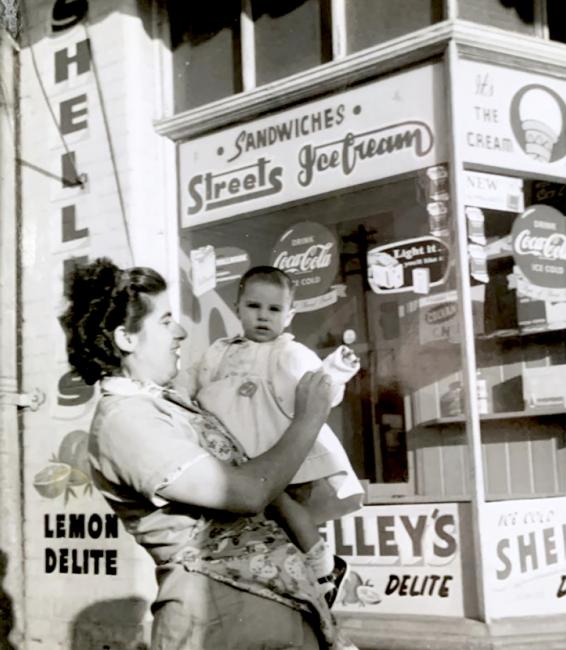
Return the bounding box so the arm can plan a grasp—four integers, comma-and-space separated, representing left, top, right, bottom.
237, 280, 295, 343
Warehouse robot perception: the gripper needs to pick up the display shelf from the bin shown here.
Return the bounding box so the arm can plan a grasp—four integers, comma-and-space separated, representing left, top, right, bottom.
477, 325, 566, 341
417, 406, 566, 427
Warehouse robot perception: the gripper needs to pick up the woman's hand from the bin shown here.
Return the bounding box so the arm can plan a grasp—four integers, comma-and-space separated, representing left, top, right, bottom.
158, 369, 335, 515
294, 369, 333, 428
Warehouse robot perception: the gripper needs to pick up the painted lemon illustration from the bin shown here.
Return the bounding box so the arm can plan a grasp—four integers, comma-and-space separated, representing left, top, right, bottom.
340, 571, 382, 607
34, 430, 94, 501
357, 585, 382, 605
57, 429, 91, 478
341, 571, 363, 604
33, 463, 72, 498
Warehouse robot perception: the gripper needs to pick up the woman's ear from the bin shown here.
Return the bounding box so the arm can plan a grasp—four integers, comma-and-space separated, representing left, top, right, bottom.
113, 326, 137, 353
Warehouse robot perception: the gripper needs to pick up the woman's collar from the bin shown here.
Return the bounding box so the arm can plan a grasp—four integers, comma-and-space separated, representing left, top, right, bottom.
100, 376, 164, 397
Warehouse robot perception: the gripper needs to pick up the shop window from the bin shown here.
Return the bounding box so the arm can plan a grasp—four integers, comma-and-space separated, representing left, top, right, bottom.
463, 173, 566, 499
345, 0, 443, 54
180, 173, 461, 498
457, 0, 536, 35
252, 0, 332, 86
169, 1, 242, 112
547, 0, 566, 43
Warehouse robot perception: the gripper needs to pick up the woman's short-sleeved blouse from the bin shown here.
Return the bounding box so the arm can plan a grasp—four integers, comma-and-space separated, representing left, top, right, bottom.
89, 392, 213, 564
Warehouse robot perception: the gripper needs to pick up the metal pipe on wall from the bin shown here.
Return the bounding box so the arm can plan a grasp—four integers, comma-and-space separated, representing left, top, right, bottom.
0, 28, 26, 649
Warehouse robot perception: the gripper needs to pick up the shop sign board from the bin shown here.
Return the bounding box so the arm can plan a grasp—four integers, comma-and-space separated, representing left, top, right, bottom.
323, 503, 464, 617
460, 60, 566, 177
482, 496, 566, 618
463, 171, 524, 213
179, 64, 446, 227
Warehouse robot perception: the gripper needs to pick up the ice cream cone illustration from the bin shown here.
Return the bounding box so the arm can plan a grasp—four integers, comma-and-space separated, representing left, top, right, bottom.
519, 88, 562, 162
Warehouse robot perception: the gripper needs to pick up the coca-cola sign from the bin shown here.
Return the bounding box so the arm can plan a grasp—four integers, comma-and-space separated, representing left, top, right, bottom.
271, 222, 338, 302
511, 205, 566, 292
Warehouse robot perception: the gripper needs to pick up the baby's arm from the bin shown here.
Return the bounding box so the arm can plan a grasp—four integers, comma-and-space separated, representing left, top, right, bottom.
266, 492, 321, 553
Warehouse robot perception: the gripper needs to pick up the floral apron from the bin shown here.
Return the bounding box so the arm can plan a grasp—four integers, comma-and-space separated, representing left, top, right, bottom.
161, 389, 356, 650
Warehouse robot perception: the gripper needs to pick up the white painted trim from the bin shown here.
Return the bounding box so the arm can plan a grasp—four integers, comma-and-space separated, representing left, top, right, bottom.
330, 0, 347, 59
155, 19, 566, 142
446, 38, 489, 624
155, 20, 452, 140
534, 0, 550, 40
445, 0, 458, 21
154, 0, 174, 119
453, 19, 566, 72
241, 0, 256, 92
151, 1, 181, 316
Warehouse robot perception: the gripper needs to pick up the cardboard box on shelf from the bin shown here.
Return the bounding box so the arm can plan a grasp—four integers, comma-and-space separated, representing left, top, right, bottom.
522, 365, 566, 410
492, 375, 524, 413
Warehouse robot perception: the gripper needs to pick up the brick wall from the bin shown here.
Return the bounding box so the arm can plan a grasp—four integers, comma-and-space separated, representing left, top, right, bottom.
18, 1, 174, 647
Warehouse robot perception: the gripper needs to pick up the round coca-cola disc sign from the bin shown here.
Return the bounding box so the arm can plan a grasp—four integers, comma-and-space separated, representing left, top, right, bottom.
270, 222, 339, 301
511, 204, 566, 289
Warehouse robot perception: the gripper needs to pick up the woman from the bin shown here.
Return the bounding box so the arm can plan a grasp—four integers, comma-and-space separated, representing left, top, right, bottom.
59, 257, 357, 650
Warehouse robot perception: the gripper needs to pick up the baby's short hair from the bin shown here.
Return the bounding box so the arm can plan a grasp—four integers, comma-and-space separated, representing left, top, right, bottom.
237, 265, 295, 302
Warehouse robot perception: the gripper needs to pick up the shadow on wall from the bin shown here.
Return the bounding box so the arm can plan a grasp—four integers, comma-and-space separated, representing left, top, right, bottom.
70, 597, 149, 650
0, 549, 16, 650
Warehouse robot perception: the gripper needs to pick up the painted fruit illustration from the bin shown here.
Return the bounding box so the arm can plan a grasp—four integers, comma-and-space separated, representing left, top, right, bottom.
33, 463, 72, 498
57, 429, 91, 478
341, 571, 363, 604
357, 585, 382, 605
340, 571, 382, 607
34, 430, 94, 502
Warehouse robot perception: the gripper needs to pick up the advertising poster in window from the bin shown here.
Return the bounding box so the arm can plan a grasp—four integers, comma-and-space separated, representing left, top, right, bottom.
323, 503, 466, 616
460, 60, 566, 178
482, 496, 566, 618
510, 203, 566, 336
179, 63, 446, 227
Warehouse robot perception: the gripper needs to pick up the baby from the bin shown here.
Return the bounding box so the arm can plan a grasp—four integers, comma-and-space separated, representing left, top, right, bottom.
193, 266, 364, 605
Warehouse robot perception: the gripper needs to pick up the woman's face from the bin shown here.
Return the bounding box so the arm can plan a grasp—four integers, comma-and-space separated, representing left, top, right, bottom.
125, 291, 187, 386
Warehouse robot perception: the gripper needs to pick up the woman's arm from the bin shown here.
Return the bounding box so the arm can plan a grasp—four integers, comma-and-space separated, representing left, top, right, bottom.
157, 369, 333, 514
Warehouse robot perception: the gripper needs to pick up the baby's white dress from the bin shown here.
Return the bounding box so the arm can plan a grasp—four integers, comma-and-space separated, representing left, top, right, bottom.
195, 333, 364, 522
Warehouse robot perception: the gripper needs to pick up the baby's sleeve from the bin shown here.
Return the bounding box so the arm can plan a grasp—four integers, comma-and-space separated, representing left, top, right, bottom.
270, 341, 323, 417
93, 396, 211, 507
195, 339, 227, 391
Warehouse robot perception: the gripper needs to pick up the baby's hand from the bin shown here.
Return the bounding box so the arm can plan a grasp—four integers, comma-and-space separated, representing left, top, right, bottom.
340, 346, 359, 368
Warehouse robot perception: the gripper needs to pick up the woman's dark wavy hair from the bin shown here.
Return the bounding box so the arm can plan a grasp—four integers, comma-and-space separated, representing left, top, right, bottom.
58, 257, 167, 385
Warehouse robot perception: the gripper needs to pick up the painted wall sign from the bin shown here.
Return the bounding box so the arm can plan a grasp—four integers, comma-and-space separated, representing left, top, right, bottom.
323, 504, 464, 616
460, 60, 566, 177
33, 430, 93, 502
271, 221, 339, 311
483, 496, 566, 618
51, 0, 88, 32
511, 204, 566, 302
463, 171, 524, 213
367, 236, 449, 295
179, 63, 446, 227
43, 512, 119, 575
